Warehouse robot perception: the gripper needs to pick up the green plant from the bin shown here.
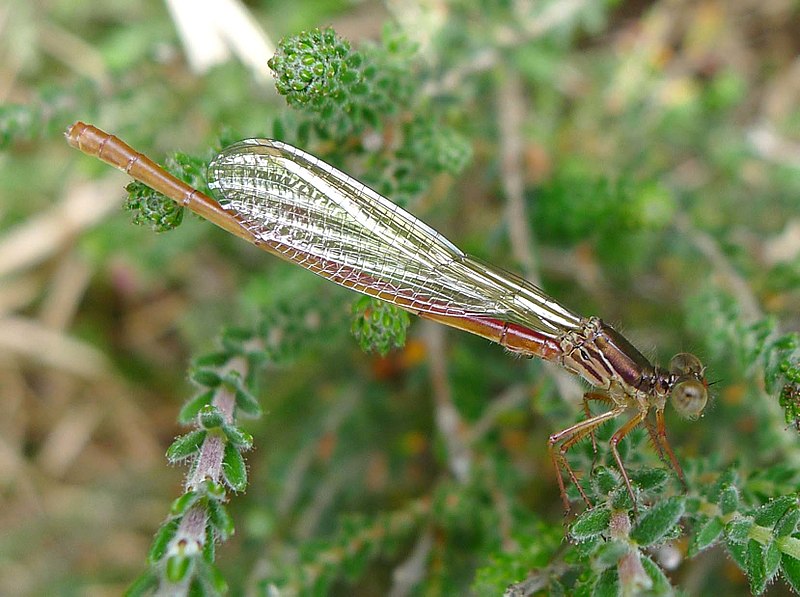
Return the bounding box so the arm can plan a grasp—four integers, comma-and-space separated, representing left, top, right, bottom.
116, 24, 800, 595
4, 2, 800, 595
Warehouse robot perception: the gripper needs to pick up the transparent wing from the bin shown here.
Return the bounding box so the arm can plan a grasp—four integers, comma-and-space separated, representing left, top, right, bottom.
207, 139, 582, 335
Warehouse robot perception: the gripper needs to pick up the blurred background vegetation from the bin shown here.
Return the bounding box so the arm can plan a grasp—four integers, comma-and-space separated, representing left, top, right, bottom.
1, 0, 800, 595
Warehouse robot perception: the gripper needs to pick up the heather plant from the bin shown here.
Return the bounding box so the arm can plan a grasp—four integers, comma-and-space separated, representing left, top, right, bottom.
2, 2, 799, 595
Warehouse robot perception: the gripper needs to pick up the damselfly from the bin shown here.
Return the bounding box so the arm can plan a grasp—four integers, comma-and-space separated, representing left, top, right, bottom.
65, 122, 708, 511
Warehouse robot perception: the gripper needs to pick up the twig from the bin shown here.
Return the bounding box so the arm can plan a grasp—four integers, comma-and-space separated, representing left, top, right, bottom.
468, 384, 528, 443
0, 315, 110, 378
0, 178, 121, 279
186, 356, 247, 490
503, 556, 570, 597
388, 528, 433, 597
497, 70, 537, 281
293, 458, 365, 540
424, 0, 587, 97
276, 389, 359, 516
494, 64, 585, 406
747, 123, 800, 169
36, 402, 102, 476
422, 321, 472, 483
0, 275, 39, 316
37, 22, 110, 87
158, 505, 207, 596
674, 213, 762, 323
38, 252, 92, 330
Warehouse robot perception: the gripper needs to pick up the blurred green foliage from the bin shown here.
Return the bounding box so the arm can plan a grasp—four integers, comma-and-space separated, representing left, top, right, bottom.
2, 1, 800, 596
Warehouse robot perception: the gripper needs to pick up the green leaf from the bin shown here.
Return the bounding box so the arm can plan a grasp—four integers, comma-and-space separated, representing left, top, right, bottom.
764, 541, 782, 583
179, 390, 215, 425
684, 495, 703, 515
272, 116, 286, 139
570, 506, 611, 541
194, 352, 231, 368
752, 463, 800, 488
630, 497, 685, 546
171, 490, 200, 515
726, 517, 754, 543
166, 553, 192, 583
690, 516, 725, 555
222, 424, 253, 450
222, 442, 247, 491
746, 539, 768, 595
707, 466, 738, 502
754, 496, 796, 527
124, 569, 159, 597
570, 537, 602, 562
610, 484, 634, 511
775, 507, 800, 537
591, 466, 619, 495
220, 370, 244, 390
640, 555, 672, 594
148, 518, 180, 562
199, 405, 225, 429
191, 368, 222, 388
199, 479, 226, 501
187, 577, 207, 597
205, 561, 229, 594
220, 326, 255, 352
350, 296, 410, 355
630, 468, 669, 493
572, 576, 594, 597
208, 498, 235, 540
166, 151, 210, 196
594, 540, 629, 568
125, 181, 184, 232
592, 567, 619, 597
719, 485, 739, 515
727, 539, 747, 570
782, 552, 800, 593
203, 524, 215, 562
548, 578, 567, 597
166, 430, 206, 462
235, 387, 263, 417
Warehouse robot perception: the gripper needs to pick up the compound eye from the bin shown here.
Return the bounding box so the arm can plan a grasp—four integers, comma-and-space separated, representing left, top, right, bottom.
669, 353, 704, 376
671, 379, 708, 420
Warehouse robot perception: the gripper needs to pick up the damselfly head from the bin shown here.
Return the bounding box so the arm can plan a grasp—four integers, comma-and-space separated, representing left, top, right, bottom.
668, 352, 708, 420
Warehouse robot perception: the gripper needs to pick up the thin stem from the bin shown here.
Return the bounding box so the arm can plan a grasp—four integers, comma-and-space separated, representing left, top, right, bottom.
422, 321, 473, 483
497, 68, 537, 282
423, 0, 588, 97
674, 213, 762, 323
186, 356, 247, 490
388, 528, 433, 597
